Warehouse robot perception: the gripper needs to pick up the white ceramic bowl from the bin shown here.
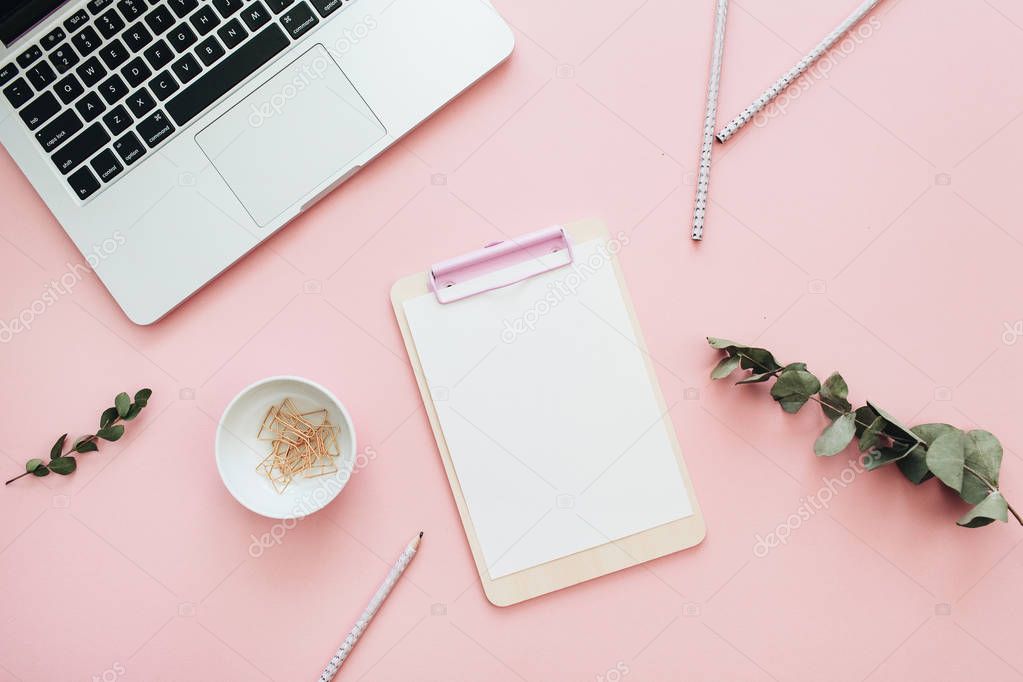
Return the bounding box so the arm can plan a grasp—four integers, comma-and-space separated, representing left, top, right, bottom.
215, 376, 356, 519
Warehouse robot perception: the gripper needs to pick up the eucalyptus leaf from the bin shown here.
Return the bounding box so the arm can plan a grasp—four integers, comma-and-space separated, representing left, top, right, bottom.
32, 465, 50, 477
711, 355, 741, 380
854, 405, 880, 438
957, 492, 1008, 528
707, 337, 740, 350
954, 430, 1003, 504
50, 434, 67, 460
900, 423, 959, 485
867, 401, 923, 452
115, 392, 131, 418
738, 348, 781, 374
134, 388, 152, 405
911, 423, 959, 447
123, 404, 142, 421
814, 413, 856, 456
96, 425, 125, 442
897, 450, 933, 485
770, 368, 821, 414
74, 440, 98, 454
100, 407, 118, 429
864, 444, 917, 471
48, 456, 76, 475
964, 430, 1002, 487
25, 458, 43, 473
926, 431, 966, 493
819, 373, 852, 421
859, 416, 886, 452
736, 371, 778, 385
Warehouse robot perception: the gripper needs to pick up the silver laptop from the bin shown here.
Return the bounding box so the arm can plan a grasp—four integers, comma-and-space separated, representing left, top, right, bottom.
0, 0, 512, 323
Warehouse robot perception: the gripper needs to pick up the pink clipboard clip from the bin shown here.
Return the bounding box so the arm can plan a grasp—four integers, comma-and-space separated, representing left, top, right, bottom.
428, 226, 575, 304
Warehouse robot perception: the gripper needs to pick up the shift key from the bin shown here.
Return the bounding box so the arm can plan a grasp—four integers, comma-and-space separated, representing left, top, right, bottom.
53, 124, 110, 175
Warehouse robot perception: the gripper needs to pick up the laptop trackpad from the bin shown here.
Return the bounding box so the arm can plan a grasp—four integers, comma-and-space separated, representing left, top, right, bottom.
196, 45, 386, 226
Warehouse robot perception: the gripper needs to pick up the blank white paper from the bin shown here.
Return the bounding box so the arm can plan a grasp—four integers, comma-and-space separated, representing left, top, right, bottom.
404, 237, 693, 579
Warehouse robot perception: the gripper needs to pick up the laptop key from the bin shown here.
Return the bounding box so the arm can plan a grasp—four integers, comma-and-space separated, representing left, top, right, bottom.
190, 6, 221, 35
136, 109, 174, 147
213, 0, 244, 18
170, 53, 201, 83
77, 56, 108, 87
0, 63, 17, 87
52, 122, 110, 173
68, 166, 101, 200
54, 74, 85, 104
3, 78, 33, 108
36, 109, 84, 152
264, 0, 293, 15
148, 70, 179, 100
41, 27, 67, 50
195, 36, 225, 66
241, 1, 270, 30
145, 5, 175, 34
122, 57, 152, 87
71, 26, 102, 56
64, 9, 91, 32
309, 0, 341, 18
96, 9, 126, 39
99, 73, 130, 103
168, 0, 199, 18
99, 39, 130, 69
123, 23, 154, 51
144, 40, 174, 69
102, 104, 132, 134
49, 44, 80, 73
26, 61, 57, 89
87, 0, 115, 16
166, 24, 287, 126
113, 130, 146, 164
75, 91, 107, 121
217, 19, 247, 49
127, 88, 157, 116
118, 0, 147, 21
17, 46, 43, 68
168, 23, 197, 52
280, 2, 316, 40
20, 91, 61, 129
90, 149, 124, 182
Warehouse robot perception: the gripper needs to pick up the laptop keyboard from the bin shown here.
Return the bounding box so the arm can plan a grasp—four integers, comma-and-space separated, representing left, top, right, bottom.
1, 0, 350, 202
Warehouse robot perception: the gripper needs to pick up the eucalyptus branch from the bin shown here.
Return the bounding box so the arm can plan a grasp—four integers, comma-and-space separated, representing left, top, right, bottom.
710, 339, 1017, 529
5, 389, 152, 486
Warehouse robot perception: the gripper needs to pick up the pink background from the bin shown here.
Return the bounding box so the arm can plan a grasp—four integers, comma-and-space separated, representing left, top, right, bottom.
3, 0, 1023, 679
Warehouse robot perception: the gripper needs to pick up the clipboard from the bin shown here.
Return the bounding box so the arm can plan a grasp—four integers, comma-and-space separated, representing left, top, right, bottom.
391, 218, 705, 606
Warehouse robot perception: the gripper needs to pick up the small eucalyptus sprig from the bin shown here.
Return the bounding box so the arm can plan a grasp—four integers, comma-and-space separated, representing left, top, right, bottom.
5, 389, 152, 485
708, 338, 1020, 529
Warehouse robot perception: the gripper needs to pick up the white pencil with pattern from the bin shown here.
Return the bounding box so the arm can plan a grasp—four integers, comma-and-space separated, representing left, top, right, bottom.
317, 532, 422, 681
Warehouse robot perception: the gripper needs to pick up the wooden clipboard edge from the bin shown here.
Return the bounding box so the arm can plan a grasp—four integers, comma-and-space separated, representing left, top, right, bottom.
390, 218, 706, 607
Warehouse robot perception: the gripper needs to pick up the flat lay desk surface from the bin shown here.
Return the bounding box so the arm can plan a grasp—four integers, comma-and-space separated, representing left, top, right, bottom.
3, 0, 1023, 680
